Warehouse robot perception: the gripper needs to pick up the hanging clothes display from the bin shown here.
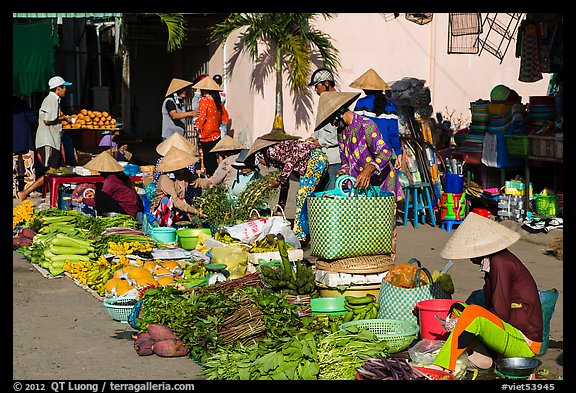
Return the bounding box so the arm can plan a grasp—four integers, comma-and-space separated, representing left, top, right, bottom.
518, 23, 543, 83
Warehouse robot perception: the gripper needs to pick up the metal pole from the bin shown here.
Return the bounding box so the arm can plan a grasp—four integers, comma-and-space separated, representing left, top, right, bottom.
96, 24, 102, 87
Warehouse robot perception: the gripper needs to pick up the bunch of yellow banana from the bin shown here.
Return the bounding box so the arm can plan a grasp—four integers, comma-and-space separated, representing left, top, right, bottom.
65, 255, 125, 295
342, 294, 380, 322
108, 241, 152, 256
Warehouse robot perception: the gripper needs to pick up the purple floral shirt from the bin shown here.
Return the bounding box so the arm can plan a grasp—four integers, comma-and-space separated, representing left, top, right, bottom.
338, 113, 404, 200
266, 139, 315, 184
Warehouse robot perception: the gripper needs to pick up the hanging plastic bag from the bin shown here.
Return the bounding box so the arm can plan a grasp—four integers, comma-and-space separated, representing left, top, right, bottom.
210, 245, 248, 280
384, 259, 431, 288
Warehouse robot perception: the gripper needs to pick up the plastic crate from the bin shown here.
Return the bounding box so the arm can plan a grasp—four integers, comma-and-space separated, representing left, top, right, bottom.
534, 194, 559, 217
505, 134, 530, 156
529, 135, 557, 158
477, 166, 502, 190
554, 138, 563, 159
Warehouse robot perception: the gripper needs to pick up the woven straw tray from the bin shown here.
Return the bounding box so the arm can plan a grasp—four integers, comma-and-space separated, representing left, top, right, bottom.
315, 254, 395, 274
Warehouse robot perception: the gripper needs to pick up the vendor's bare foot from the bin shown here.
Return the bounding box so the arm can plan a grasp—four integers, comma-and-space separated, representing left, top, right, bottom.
468, 350, 493, 369
17, 190, 26, 202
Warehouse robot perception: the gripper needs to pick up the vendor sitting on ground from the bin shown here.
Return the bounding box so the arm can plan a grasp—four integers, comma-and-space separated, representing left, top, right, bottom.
151, 146, 206, 227
229, 148, 262, 199
80, 151, 143, 218
194, 135, 244, 191
151, 132, 201, 201
429, 212, 543, 373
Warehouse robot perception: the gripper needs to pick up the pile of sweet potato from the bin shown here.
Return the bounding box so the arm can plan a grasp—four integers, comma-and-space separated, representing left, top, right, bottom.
13, 228, 37, 249
133, 323, 189, 357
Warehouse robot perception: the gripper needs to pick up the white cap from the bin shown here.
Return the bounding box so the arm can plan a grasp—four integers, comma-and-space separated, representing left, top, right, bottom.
48, 76, 72, 89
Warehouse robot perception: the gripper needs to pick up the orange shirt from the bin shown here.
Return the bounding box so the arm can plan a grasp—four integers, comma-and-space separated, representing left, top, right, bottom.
196, 96, 229, 142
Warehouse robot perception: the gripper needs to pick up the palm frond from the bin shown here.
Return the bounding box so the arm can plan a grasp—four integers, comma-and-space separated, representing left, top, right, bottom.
157, 13, 187, 52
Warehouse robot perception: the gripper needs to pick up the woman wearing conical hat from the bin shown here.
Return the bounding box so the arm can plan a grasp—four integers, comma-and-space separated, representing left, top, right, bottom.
162, 78, 197, 140
151, 146, 206, 227
314, 91, 404, 202
428, 212, 543, 373
80, 151, 142, 218
191, 75, 229, 176
229, 148, 262, 199
244, 130, 328, 244
194, 135, 245, 192
349, 68, 404, 171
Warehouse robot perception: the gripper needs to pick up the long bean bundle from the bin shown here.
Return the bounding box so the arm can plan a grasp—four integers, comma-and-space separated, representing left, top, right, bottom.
196, 272, 263, 296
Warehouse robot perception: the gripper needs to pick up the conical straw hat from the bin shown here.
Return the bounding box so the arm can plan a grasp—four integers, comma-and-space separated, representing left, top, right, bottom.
349, 68, 391, 90
245, 138, 281, 159
314, 91, 360, 131
440, 212, 521, 260
165, 78, 193, 97
191, 75, 223, 91
210, 135, 245, 152
156, 132, 197, 156
83, 151, 124, 173
157, 146, 199, 172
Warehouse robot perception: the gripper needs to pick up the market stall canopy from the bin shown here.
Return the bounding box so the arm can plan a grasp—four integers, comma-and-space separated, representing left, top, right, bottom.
13, 13, 123, 19
12, 20, 60, 97
12, 13, 123, 97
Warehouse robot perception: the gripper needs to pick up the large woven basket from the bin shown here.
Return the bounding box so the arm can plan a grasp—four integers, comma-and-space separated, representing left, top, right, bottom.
316, 254, 395, 274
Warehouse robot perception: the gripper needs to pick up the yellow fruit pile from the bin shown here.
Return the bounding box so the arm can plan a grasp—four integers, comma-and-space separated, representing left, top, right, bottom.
13, 200, 36, 229
108, 241, 153, 256
64, 255, 128, 296
62, 109, 118, 130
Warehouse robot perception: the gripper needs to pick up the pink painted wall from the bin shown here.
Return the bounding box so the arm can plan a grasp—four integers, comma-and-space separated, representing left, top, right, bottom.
210, 13, 550, 143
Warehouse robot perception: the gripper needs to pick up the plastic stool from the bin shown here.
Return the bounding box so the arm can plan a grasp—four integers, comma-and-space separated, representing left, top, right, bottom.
441, 219, 464, 232
403, 182, 437, 228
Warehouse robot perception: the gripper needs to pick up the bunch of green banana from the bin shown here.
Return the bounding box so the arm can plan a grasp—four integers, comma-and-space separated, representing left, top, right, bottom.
259, 260, 316, 296
342, 294, 380, 322
213, 229, 239, 244
250, 234, 278, 253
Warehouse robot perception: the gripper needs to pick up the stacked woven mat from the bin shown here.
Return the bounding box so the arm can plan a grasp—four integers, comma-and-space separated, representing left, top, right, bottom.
314, 254, 395, 296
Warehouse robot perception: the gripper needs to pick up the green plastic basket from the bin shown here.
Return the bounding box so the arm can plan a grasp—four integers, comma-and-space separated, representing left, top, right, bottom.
103, 295, 139, 323
534, 194, 559, 216
505, 134, 530, 156
339, 318, 419, 354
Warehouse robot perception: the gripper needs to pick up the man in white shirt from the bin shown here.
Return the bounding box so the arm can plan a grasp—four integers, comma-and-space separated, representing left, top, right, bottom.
17, 76, 73, 201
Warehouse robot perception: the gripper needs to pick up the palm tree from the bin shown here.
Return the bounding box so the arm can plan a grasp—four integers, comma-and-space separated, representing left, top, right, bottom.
209, 13, 340, 133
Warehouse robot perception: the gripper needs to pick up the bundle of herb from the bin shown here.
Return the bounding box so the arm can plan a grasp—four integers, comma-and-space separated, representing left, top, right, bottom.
201, 331, 320, 380
192, 184, 236, 228
217, 304, 266, 345
235, 170, 280, 221
316, 329, 389, 380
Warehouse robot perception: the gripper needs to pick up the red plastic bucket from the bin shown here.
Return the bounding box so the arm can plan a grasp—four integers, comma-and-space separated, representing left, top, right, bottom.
416, 299, 462, 340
